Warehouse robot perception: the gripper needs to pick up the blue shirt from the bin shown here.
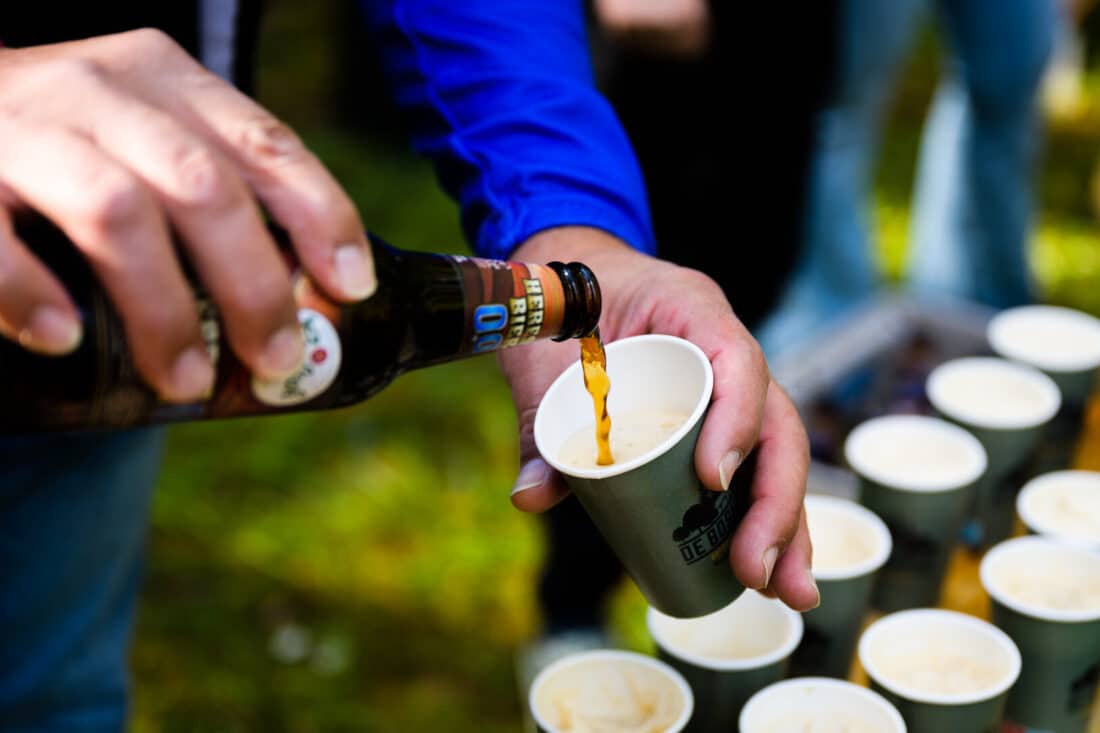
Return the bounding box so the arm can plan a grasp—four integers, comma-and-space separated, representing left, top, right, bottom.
361, 0, 656, 259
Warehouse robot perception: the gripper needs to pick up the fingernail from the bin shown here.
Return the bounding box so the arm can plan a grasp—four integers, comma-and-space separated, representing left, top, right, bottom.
807, 571, 821, 610
335, 243, 377, 300
718, 450, 742, 491
761, 546, 779, 589
511, 459, 550, 496
259, 324, 305, 379
20, 306, 83, 355
168, 345, 215, 401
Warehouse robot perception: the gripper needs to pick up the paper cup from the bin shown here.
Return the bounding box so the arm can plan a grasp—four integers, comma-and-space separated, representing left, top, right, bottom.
981, 536, 1100, 733
926, 356, 1061, 548
647, 591, 803, 733
1017, 470, 1100, 551
739, 677, 906, 733
788, 494, 893, 678
858, 608, 1022, 733
528, 649, 694, 733
535, 334, 750, 618
987, 304, 1100, 407
844, 414, 987, 611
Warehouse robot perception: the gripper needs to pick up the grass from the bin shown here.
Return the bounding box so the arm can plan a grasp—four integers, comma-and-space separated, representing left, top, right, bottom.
128, 4, 1100, 732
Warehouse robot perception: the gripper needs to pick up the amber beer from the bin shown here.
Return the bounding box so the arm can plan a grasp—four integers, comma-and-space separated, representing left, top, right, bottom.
1, 217, 601, 433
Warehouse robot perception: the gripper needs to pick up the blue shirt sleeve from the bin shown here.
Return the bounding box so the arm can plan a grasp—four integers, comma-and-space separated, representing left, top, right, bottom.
360, 0, 656, 260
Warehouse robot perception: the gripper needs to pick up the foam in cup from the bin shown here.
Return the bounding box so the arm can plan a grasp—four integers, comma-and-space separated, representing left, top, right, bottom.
804, 494, 892, 578
843, 414, 987, 492
739, 677, 905, 733
981, 536, 1100, 620
1017, 470, 1100, 548
529, 650, 692, 733
859, 609, 1021, 705
926, 357, 1061, 430
558, 409, 690, 470
987, 304, 1100, 375
646, 590, 803, 669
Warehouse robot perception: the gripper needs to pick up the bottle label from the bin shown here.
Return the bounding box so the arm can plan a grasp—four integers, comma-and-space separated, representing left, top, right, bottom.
452, 257, 566, 355
251, 308, 343, 406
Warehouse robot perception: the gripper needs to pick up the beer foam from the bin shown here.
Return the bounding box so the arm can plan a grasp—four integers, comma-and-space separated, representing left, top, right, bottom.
1018, 471, 1100, 546
757, 713, 881, 733
844, 415, 986, 492
804, 497, 889, 575
648, 591, 801, 667
875, 645, 1005, 696
927, 357, 1060, 429
532, 657, 686, 733
557, 409, 690, 470
988, 305, 1100, 373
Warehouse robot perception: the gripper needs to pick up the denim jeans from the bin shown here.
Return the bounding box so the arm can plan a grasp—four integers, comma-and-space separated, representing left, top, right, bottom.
756, 0, 1055, 360
0, 429, 164, 732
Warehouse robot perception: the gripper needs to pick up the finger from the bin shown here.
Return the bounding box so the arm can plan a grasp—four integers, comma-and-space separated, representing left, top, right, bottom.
729, 381, 811, 592
153, 67, 375, 302
78, 80, 303, 381
765, 507, 820, 612
0, 118, 211, 401
500, 341, 577, 513
0, 206, 83, 354
691, 315, 770, 492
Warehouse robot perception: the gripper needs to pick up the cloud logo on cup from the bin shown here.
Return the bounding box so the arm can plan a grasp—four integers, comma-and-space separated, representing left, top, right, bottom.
674, 490, 736, 566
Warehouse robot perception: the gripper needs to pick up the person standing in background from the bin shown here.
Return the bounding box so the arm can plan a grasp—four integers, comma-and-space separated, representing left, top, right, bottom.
755, 0, 1057, 360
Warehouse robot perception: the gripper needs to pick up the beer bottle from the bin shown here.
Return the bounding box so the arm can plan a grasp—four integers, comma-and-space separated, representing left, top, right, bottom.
1, 217, 601, 433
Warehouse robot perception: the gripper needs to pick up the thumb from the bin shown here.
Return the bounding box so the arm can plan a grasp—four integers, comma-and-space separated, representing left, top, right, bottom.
499, 343, 574, 513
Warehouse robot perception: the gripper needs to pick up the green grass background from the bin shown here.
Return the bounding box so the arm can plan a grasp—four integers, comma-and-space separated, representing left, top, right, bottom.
129, 2, 1100, 731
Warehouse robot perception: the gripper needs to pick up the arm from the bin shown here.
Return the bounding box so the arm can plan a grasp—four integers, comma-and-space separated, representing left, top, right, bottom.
363, 1, 819, 610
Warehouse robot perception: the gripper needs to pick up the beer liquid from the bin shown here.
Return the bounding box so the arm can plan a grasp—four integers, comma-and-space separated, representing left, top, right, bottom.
2, 216, 602, 433
580, 329, 614, 465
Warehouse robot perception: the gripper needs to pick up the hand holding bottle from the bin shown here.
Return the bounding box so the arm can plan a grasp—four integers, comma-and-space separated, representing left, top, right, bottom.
0, 29, 375, 401
500, 226, 819, 613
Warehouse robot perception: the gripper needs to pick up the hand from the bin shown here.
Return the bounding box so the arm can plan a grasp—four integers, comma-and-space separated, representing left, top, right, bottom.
0, 29, 375, 401
593, 0, 711, 58
500, 227, 818, 612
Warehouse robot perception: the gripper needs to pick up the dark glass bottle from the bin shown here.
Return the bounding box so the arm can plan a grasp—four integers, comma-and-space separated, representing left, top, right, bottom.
1, 217, 601, 433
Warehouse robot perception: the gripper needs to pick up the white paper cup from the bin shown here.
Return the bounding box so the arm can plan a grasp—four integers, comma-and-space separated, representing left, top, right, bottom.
1017, 469, 1100, 550
844, 415, 987, 610
926, 356, 1061, 547
980, 536, 1100, 733
646, 591, 803, 732
535, 334, 749, 618
789, 494, 892, 677
858, 608, 1021, 733
987, 304, 1100, 406
739, 677, 906, 733
528, 649, 694, 733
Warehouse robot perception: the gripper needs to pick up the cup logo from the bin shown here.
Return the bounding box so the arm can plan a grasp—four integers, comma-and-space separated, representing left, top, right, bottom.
673, 490, 735, 565
252, 309, 342, 406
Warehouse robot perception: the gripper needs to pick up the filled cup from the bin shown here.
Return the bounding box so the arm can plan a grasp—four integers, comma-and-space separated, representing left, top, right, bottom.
844, 414, 987, 611
980, 536, 1100, 733
1017, 469, 1100, 550
926, 356, 1061, 547
858, 608, 1022, 733
646, 591, 803, 733
987, 304, 1100, 407
788, 493, 892, 678
528, 649, 694, 733
739, 677, 906, 733
535, 334, 750, 618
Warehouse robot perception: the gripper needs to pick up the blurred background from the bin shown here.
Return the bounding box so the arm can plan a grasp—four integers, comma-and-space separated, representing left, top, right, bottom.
130, 1, 1100, 731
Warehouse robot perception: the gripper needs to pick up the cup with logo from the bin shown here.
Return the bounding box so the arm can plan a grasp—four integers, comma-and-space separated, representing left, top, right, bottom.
535, 334, 752, 618
843, 414, 987, 611
645, 590, 803, 732
980, 536, 1100, 733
